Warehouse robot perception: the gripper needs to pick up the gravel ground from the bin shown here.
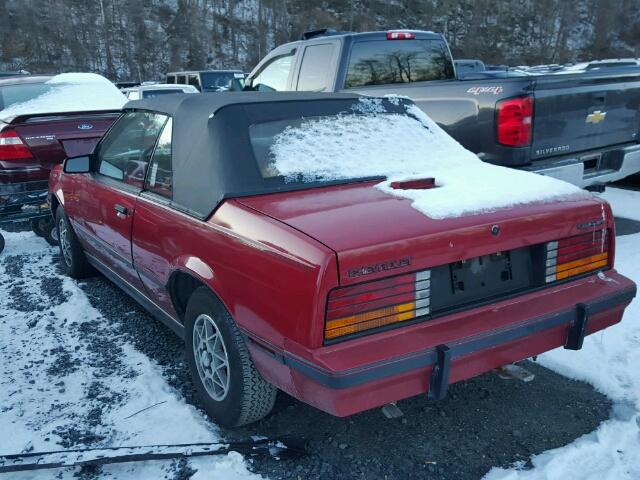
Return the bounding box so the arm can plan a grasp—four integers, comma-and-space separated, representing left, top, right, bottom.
3, 180, 639, 479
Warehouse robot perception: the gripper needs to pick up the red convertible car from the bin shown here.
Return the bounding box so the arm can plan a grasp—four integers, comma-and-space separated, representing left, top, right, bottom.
49, 92, 636, 427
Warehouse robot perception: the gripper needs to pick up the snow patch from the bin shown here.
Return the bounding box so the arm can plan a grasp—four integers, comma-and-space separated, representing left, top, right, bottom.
0, 230, 261, 479
0, 73, 126, 121
268, 100, 588, 219
484, 188, 640, 480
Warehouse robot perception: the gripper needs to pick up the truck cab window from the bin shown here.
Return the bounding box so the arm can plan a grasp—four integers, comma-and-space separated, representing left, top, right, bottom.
188, 74, 200, 90
96, 112, 167, 188
296, 44, 336, 92
345, 40, 455, 88
145, 118, 173, 199
251, 50, 295, 92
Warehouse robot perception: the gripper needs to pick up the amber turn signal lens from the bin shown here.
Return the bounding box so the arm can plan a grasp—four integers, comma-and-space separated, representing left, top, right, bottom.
325, 270, 430, 341
546, 230, 609, 283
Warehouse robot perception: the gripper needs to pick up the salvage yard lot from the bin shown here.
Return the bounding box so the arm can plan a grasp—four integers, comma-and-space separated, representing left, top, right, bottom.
0, 184, 639, 480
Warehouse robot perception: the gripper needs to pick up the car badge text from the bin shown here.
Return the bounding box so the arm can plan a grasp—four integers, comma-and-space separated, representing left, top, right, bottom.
348, 257, 412, 278
78, 124, 94, 130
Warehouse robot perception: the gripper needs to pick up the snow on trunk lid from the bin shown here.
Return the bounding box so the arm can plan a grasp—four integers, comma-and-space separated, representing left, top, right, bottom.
266, 97, 590, 219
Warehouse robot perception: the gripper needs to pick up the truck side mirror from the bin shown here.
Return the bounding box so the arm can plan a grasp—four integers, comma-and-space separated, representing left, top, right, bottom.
63, 155, 91, 174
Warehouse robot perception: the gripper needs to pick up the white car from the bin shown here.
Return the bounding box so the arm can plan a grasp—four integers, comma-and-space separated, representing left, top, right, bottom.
122, 84, 198, 100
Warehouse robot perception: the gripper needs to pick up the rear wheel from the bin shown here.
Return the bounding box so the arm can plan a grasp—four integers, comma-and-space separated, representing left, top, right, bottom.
56, 208, 93, 278
32, 217, 58, 246
185, 287, 276, 427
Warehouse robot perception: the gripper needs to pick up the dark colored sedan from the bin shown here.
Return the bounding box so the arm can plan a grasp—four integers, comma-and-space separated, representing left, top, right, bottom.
0, 73, 125, 245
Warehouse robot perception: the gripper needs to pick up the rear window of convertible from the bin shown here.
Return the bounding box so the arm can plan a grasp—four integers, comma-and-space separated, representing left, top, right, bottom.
248, 108, 431, 186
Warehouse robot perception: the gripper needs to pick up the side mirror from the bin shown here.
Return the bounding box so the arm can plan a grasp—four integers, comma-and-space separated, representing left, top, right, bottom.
63, 155, 91, 174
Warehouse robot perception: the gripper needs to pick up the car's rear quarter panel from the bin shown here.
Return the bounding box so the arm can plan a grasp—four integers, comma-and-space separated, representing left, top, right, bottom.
130, 197, 339, 349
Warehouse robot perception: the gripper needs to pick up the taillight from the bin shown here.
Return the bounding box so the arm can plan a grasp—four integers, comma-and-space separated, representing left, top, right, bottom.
325, 270, 430, 341
0, 128, 34, 161
545, 230, 609, 283
387, 31, 416, 40
497, 96, 533, 147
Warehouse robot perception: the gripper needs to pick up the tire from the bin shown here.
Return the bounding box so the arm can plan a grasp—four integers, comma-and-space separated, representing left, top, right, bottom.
56, 207, 93, 278
185, 287, 276, 427
32, 217, 58, 246
0, 233, 4, 255
31, 218, 47, 237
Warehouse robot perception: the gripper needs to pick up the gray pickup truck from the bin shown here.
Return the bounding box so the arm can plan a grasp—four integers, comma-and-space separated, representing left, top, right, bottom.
245, 29, 640, 188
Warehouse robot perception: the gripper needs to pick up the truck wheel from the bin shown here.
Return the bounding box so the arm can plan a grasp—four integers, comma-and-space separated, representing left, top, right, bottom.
0, 233, 4, 255
56, 208, 92, 278
185, 287, 276, 427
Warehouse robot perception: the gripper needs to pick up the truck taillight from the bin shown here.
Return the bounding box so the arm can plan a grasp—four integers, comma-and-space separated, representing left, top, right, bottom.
497, 95, 533, 147
545, 230, 609, 283
0, 129, 34, 161
387, 31, 416, 40
325, 270, 430, 341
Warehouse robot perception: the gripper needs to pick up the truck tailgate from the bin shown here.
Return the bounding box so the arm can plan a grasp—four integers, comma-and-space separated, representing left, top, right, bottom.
532, 71, 640, 160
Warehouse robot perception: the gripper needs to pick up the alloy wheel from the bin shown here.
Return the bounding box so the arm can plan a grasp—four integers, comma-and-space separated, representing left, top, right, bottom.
58, 218, 72, 267
193, 313, 231, 401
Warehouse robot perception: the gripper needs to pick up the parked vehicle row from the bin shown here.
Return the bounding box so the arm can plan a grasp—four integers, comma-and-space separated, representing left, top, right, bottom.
49, 92, 636, 427
0, 29, 638, 430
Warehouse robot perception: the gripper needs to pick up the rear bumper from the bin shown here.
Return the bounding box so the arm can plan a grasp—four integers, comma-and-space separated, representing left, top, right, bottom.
0, 181, 49, 219
524, 143, 640, 187
247, 270, 636, 416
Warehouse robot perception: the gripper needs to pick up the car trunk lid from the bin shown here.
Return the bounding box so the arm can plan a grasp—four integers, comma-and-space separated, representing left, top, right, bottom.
0, 111, 119, 182
236, 181, 610, 287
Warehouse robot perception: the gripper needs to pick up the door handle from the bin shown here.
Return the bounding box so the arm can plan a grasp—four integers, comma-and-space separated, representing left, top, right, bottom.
114, 204, 129, 216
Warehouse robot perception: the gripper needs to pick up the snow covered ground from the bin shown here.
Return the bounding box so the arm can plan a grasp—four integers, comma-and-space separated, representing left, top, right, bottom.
0, 232, 260, 479
485, 187, 640, 480
0, 187, 638, 479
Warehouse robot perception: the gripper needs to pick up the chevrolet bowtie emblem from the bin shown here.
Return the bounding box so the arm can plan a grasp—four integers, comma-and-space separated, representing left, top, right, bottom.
586, 110, 607, 124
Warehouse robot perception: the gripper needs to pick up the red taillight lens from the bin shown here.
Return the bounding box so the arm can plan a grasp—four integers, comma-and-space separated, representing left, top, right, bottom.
386, 31, 416, 40
0, 129, 34, 161
325, 270, 430, 340
497, 96, 533, 147
545, 230, 609, 282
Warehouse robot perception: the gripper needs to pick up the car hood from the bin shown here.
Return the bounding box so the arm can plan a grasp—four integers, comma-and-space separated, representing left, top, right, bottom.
235, 181, 610, 286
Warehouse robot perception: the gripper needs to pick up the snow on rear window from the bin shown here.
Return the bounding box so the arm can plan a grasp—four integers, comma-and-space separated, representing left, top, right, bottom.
0, 73, 126, 121
265, 100, 588, 219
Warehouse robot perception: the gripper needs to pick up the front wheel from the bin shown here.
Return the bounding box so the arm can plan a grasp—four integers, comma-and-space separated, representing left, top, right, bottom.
185, 287, 276, 427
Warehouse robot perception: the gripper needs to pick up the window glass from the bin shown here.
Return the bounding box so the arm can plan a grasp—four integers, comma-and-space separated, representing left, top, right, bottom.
141, 89, 185, 98
176, 75, 186, 84
251, 51, 295, 92
200, 72, 245, 91
188, 74, 200, 88
345, 40, 455, 88
166, 75, 176, 84
297, 44, 336, 91
96, 112, 167, 188
145, 118, 173, 199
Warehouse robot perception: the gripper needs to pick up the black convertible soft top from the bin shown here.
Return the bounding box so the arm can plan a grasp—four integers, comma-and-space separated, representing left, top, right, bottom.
125, 92, 413, 219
